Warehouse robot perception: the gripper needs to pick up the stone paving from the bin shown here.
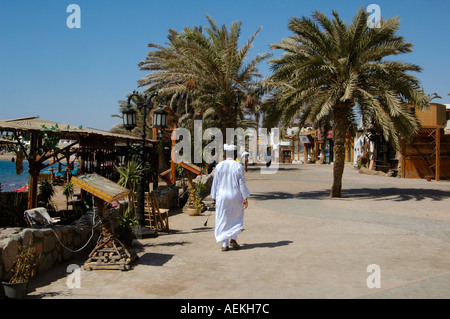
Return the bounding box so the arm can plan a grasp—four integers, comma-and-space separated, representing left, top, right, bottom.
24, 163, 450, 299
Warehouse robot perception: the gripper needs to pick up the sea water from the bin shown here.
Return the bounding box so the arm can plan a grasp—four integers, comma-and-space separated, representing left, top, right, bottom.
0, 159, 29, 192
0, 159, 64, 192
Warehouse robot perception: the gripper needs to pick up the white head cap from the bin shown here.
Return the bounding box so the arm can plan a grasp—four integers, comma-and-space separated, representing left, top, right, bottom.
224, 144, 237, 151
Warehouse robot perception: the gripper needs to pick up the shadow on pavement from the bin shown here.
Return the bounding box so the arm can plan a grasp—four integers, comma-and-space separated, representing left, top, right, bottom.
241, 240, 293, 250
247, 166, 300, 172
251, 188, 450, 202
138, 252, 174, 266
167, 227, 214, 235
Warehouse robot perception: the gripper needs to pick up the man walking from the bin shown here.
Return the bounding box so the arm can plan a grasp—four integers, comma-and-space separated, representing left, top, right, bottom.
211, 144, 251, 251
241, 151, 250, 172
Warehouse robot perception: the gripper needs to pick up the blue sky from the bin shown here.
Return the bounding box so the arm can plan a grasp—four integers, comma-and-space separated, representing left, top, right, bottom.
1, 0, 449, 131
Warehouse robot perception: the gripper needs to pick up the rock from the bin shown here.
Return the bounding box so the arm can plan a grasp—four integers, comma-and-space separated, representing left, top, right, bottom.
37, 253, 54, 273
21, 229, 34, 248
1, 239, 18, 271
34, 241, 44, 256
43, 236, 55, 253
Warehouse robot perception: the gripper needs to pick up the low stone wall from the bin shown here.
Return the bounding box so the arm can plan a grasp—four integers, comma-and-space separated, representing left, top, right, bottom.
0, 224, 100, 282
0, 186, 179, 284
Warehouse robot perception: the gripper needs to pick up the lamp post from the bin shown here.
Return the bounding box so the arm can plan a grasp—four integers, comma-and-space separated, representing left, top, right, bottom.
122, 90, 168, 239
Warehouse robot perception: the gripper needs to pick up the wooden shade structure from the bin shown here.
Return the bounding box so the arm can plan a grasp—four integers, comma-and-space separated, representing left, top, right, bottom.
401, 125, 450, 181
399, 103, 450, 181
0, 116, 146, 209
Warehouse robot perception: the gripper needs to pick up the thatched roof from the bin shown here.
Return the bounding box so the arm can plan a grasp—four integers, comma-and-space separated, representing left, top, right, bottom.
0, 116, 152, 144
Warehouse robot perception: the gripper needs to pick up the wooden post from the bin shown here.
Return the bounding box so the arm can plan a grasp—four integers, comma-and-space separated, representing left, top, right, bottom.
186, 171, 195, 206
65, 152, 71, 181
27, 132, 40, 209
314, 137, 319, 162
304, 144, 308, 163
95, 197, 111, 238
401, 138, 406, 178
436, 128, 441, 181
28, 170, 39, 209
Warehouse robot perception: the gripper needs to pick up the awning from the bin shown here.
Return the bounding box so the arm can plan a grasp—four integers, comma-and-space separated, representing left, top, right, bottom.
0, 116, 153, 144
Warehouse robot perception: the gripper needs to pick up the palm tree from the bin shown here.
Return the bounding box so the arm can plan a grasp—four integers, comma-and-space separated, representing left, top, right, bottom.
138, 15, 271, 136
425, 92, 441, 102
267, 8, 429, 197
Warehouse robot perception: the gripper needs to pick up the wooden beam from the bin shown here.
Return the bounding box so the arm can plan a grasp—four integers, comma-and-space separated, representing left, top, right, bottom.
314, 137, 319, 161
304, 144, 308, 163
27, 131, 40, 209
186, 171, 195, 207
37, 140, 79, 164
436, 128, 441, 181
401, 138, 406, 178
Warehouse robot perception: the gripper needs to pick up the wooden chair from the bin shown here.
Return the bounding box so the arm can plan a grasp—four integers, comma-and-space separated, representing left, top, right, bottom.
144, 192, 169, 233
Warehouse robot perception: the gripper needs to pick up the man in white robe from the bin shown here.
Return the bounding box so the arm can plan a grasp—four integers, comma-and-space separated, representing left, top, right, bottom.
211, 144, 251, 251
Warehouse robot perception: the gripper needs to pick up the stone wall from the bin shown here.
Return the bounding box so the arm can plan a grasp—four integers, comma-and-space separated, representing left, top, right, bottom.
0, 225, 100, 282
0, 186, 179, 284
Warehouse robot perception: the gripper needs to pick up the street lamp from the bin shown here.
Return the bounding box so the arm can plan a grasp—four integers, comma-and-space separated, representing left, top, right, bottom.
122, 90, 167, 239
152, 106, 169, 129
122, 106, 137, 131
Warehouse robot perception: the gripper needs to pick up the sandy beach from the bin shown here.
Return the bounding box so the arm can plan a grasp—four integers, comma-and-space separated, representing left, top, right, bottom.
0, 152, 15, 161
0, 152, 77, 162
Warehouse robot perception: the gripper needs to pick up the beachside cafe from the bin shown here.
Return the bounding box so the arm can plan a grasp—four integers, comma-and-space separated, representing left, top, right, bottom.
0, 116, 160, 210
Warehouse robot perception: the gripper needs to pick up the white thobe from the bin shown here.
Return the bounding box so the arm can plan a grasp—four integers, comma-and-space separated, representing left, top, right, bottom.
211, 158, 251, 243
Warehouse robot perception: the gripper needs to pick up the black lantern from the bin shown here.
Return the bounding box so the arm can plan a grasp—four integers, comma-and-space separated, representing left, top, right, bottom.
153, 106, 168, 129
122, 106, 137, 131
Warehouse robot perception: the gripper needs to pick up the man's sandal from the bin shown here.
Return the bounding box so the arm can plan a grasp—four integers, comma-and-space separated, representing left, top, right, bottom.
230, 240, 241, 249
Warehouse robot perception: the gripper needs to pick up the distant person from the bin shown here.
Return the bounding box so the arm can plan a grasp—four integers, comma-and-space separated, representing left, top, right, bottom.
211, 144, 250, 251
265, 148, 272, 167
241, 151, 249, 172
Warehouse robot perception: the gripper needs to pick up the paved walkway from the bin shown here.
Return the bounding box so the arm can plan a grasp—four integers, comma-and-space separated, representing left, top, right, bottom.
26, 164, 450, 299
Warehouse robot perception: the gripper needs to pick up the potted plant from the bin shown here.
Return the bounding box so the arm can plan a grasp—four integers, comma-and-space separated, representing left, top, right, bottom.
187, 182, 206, 216
2, 241, 38, 299
116, 208, 138, 246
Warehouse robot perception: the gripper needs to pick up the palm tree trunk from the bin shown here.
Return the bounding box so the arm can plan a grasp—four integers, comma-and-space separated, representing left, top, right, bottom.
220, 113, 237, 160
330, 106, 350, 197
221, 111, 237, 139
